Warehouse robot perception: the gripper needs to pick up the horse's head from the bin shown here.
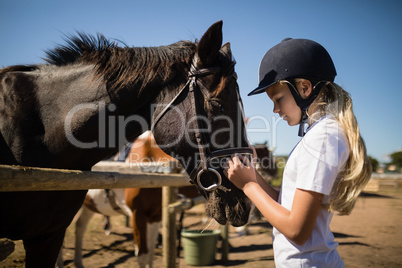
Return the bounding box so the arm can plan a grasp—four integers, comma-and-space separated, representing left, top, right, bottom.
152, 21, 252, 227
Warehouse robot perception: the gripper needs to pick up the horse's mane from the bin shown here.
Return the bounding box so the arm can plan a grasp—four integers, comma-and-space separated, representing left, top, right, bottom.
0, 65, 38, 75
44, 32, 197, 91
44, 33, 119, 66
2, 33, 236, 95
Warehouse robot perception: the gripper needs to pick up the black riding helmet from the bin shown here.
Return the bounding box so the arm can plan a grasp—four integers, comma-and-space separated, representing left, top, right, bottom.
248, 38, 337, 136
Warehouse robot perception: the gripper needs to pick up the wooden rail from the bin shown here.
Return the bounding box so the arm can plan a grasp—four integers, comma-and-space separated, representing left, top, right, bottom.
2, 163, 398, 266
364, 173, 402, 192
0, 162, 217, 268
0, 163, 190, 191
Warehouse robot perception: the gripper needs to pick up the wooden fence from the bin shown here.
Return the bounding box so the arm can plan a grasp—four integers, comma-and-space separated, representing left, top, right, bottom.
2, 162, 399, 266
364, 173, 402, 192
0, 162, 226, 267
0, 162, 189, 191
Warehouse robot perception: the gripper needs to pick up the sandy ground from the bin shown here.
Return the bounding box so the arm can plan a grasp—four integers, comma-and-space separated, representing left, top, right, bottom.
2, 189, 402, 267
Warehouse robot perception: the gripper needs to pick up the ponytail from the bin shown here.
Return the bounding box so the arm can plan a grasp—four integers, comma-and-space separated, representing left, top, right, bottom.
301, 80, 372, 215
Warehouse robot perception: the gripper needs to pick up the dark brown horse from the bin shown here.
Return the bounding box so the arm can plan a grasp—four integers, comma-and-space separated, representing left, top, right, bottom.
0, 21, 251, 266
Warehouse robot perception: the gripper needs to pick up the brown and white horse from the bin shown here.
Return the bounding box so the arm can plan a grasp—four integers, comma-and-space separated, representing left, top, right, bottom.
57, 131, 200, 268
56, 188, 131, 268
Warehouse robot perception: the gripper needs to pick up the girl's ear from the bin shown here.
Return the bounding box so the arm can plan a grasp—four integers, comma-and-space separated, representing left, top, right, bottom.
298, 79, 313, 99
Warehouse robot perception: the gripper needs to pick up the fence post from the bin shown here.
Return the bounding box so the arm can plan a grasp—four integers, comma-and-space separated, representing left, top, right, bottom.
162, 186, 177, 268
220, 224, 229, 261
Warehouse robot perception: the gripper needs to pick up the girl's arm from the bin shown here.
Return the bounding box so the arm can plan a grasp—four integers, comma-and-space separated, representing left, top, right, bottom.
226, 155, 322, 246
254, 169, 279, 201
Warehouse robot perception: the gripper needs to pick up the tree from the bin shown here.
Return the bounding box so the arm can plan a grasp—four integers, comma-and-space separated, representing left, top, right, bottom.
388, 150, 402, 172
368, 156, 379, 173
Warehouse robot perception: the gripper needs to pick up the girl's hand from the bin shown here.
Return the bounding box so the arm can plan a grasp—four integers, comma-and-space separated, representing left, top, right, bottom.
223, 154, 257, 191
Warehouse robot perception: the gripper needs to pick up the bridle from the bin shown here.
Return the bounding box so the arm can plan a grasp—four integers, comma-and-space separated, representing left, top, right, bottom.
151, 55, 253, 192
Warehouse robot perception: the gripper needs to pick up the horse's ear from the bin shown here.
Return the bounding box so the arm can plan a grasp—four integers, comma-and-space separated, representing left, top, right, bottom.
196, 20, 223, 67
221, 42, 232, 58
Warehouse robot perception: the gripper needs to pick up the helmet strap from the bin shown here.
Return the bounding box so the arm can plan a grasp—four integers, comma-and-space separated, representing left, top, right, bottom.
298, 108, 309, 137
286, 80, 325, 137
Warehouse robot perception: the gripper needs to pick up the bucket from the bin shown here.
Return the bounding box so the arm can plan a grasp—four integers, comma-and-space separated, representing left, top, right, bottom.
181, 229, 221, 266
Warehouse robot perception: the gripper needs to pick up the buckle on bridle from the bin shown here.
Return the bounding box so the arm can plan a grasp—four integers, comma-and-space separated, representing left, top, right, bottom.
196, 168, 222, 192
190, 147, 254, 192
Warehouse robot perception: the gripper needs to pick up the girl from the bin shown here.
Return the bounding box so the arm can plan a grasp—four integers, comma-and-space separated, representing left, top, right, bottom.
224, 38, 372, 267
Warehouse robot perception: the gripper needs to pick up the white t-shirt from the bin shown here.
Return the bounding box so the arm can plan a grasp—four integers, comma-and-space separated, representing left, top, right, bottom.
273, 116, 350, 267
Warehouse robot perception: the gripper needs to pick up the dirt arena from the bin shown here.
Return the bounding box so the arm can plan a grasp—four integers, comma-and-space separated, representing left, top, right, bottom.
2, 189, 402, 267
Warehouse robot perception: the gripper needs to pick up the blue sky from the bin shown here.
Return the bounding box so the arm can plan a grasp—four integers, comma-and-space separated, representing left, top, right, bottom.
1, 0, 401, 163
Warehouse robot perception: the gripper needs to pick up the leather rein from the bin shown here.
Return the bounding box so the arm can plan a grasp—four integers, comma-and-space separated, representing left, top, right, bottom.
151, 55, 253, 192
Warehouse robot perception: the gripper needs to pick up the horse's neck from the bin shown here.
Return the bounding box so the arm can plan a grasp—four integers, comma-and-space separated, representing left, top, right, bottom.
37, 52, 186, 169
33, 63, 148, 168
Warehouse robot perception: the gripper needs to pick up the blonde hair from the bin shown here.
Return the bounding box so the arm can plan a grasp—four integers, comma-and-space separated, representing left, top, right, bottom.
294, 79, 372, 215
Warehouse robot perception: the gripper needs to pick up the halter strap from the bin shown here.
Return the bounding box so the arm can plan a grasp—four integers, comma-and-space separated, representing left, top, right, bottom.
152, 54, 252, 192
151, 56, 221, 133
150, 79, 191, 133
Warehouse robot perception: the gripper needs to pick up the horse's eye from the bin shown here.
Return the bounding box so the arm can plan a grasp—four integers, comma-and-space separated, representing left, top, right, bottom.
209, 100, 224, 113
